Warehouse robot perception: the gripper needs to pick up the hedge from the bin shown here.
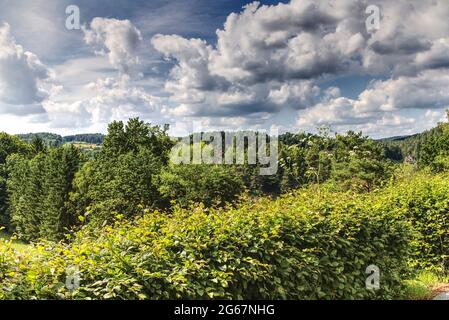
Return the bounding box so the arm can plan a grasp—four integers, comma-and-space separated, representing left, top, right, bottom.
380, 171, 449, 272
0, 187, 412, 300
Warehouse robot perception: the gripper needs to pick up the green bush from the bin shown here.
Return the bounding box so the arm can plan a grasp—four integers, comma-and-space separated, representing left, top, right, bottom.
71, 148, 164, 225
0, 188, 412, 300
381, 171, 449, 272
159, 164, 245, 208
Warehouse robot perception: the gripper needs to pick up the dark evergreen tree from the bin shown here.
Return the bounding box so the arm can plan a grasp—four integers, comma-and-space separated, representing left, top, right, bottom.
7, 145, 83, 241
0, 133, 30, 229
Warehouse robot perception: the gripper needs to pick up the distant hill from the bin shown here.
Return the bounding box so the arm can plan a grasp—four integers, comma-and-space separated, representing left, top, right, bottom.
63, 134, 105, 145
17, 133, 63, 146
17, 133, 105, 146
380, 126, 446, 162
378, 134, 417, 142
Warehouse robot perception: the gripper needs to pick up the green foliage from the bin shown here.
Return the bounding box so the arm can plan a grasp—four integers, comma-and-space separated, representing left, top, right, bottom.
420, 121, 449, 171
331, 131, 393, 192
17, 132, 63, 147
402, 271, 446, 300
7, 145, 84, 241
6, 153, 45, 240
17, 133, 105, 146
278, 144, 307, 192
159, 164, 245, 208
0, 133, 31, 164
1, 118, 449, 300
30, 136, 47, 155
0, 187, 412, 300
0, 133, 31, 230
70, 118, 174, 225
382, 171, 449, 272
381, 113, 449, 165
0, 231, 29, 252
278, 130, 392, 193
63, 134, 104, 145
72, 148, 164, 224
102, 118, 173, 162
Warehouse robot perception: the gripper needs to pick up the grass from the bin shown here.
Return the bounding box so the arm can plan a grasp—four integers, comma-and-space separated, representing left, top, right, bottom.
68, 141, 101, 150
0, 230, 30, 252
402, 271, 449, 300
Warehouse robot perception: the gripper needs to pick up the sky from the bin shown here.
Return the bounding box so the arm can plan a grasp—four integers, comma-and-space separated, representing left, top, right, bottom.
0, 0, 448, 138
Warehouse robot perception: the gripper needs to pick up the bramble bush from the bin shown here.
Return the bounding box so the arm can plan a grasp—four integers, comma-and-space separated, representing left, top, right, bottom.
0, 188, 412, 300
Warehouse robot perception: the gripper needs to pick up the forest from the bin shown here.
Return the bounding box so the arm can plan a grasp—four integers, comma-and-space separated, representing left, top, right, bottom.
0, 113, 448, 299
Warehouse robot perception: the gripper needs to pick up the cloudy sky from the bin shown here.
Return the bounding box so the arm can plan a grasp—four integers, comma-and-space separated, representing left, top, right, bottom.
0, 0, 448, 138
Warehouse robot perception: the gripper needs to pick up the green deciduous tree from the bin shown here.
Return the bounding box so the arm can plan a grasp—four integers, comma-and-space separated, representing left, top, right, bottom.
70, 118, 174, 225
331, 131, 393, 192
420, 113, 449, 171
159, 163, 245, 208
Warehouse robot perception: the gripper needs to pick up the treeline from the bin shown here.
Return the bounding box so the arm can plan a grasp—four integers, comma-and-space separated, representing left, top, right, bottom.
380, 111, 449, 164
0, 115, 448, 242
17, 133, 105, 146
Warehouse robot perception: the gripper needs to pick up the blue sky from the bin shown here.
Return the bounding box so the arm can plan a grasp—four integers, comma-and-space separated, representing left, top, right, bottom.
0, 0, 448, 138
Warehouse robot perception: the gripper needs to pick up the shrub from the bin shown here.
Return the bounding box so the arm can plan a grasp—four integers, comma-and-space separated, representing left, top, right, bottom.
381, 172, 449, 272
0, 189, 412, 300
71, 148, 164, 225
159, 164, 245, 208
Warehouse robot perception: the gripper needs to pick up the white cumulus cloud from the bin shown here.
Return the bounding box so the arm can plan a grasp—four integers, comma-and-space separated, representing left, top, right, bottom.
0, 23, 51, 106
83, 18, 143, 74
151, 0, 449, 136
42, 75, 161, 129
